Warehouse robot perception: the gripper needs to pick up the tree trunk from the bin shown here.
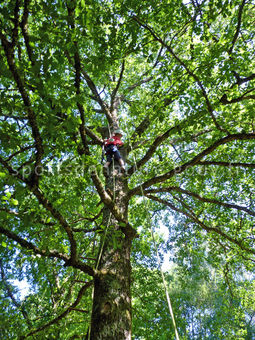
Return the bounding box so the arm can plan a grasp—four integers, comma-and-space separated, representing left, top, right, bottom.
90, 154, 133, 339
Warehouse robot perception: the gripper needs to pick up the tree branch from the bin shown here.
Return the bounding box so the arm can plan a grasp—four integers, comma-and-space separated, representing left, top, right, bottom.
129, 132, 255, 195
0, 155, 24, 181
228, 0, 247, 55
110, 60, 125, 112
0, 225, 68, 261
11, 0, 21, 48
124, 76, 154, 93
70, 308, 89, 313
31, 187, 78, 263
81, 68, 114, 125
232, 72, 255, 87
64, 48, 114, 127
66, 3, 90, 156
128, 123, 182, 175
0, 224, 94, 276
146, 194, 255, 255
220, 91, 255, 104
0, 31, 44, 187
122, 45, 163, 95
22, 281, 93, 339
5, 145, 34, 162
128, 122, 211, 174
145, 186, 255, 217
0, 155, 79, 265
20, 0, 34, 62
127, 117, 151, 152
84, 127, 103, 145
118, 45, 162, 98
131, 15, 226, 133
197, 160, 255, 168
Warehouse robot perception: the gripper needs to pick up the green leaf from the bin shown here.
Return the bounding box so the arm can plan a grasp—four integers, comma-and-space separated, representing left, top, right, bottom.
1, 241, 7, 248
11, 199, 19, 206
0, 172, 7, 178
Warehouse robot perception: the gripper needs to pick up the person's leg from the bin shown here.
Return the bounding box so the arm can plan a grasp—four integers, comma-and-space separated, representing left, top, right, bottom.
104, 161, 111, 168
118, 158, 125, 171
104, 146, 113, 168
113, 149, 125, 172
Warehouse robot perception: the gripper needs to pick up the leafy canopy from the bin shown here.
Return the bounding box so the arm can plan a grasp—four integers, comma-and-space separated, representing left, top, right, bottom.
0, 0, 255, 338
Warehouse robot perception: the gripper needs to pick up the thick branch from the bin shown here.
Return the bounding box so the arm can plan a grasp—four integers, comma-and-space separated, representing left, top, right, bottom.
90, 171, 112, 205
66, 4, 90, 156
0, 225, 69, 261
129, 132, 255, 195
146, 194, 255, 255
228, 0, 247, 55
11, 0, 21, 48
90, 171, 125, 221
0, 155, 79, 264
84, 127, 103, 145
234, 73, 255, 86
0, 31, 44, 185
22, 281, 93, 339
128, 124, 182, 175
64, 48, 114, 126
220, 92, 255, 104
81, 68, 114, 125
132, 117, 150, 138
128, 122, 210, 174
20, 0, 34, 62
110, 60, 125, 112
0, 225, 94, 276
31, 187, 78, 263
145, 186, 255, 217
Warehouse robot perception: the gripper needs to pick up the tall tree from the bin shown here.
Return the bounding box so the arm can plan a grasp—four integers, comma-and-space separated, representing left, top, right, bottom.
0, 0, 254, 338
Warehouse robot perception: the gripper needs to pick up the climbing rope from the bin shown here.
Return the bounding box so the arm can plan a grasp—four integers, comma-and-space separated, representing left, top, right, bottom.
90, 120, 180, 339
123, 117, 180, 340
96, 123, 116, 270
88, 125, 117, 340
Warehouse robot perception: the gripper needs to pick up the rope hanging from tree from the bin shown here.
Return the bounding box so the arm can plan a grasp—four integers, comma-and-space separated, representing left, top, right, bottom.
123, 119, 180, 340
88, 124, 117, 340
90, 122, 180, 339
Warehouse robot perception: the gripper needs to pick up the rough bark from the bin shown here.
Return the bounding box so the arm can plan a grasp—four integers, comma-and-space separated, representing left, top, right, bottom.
90, 147, 133, 339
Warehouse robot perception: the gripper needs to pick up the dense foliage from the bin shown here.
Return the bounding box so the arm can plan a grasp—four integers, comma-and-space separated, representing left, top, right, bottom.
0, 0, 255, 339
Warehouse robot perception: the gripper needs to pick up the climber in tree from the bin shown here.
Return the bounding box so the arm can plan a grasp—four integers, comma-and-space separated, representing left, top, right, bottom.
103, 129, 126, 173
